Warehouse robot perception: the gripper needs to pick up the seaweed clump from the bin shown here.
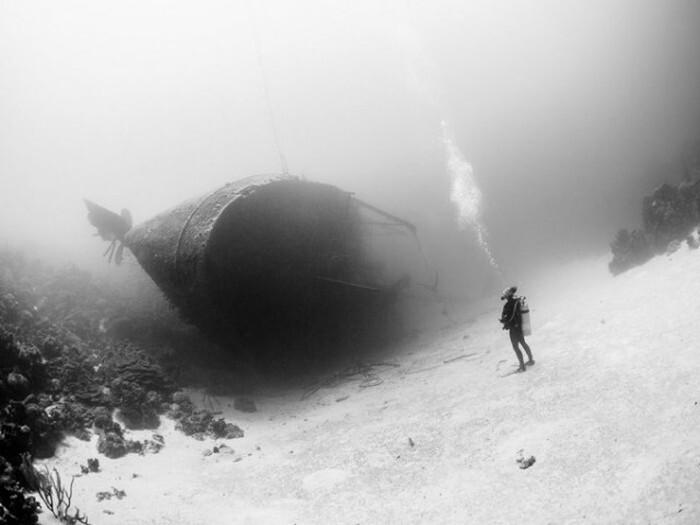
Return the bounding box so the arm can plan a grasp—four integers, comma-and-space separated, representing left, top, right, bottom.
20, 454, 90, 524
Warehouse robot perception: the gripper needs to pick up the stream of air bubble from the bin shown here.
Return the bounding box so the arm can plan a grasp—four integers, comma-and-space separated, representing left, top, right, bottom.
440, 120, 503, 280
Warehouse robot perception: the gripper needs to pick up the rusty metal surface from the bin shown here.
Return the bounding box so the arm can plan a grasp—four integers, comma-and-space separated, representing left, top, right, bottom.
125, 174, 291, 326
117, 171, 426, 355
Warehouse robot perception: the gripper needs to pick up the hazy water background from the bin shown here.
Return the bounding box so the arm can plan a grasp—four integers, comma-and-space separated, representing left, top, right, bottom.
1, 0, 699, 297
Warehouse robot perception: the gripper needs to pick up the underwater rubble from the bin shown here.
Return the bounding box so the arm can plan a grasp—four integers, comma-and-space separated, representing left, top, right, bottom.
0, 249, 245, 524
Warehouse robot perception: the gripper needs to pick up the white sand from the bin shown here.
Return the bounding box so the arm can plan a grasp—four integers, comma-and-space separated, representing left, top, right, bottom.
37, 247, 700, 524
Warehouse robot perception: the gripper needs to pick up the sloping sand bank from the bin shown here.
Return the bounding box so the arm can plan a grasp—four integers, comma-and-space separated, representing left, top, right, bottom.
39, 248, 700, 524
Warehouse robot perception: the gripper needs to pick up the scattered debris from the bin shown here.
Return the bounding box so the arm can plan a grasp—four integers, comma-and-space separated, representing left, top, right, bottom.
443, 353, 477, 364
516, 449, 536, 469
302, 362, 399, 400
141, 433, 165, 455
518, 456, 536, 469
204, 443, 235, 457
96, 487, 126, 502
405, 364, 443, 376
80, 458, 100, 474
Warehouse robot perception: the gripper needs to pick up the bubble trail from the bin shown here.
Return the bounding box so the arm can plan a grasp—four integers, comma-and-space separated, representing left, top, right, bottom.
440, 120, 503, 280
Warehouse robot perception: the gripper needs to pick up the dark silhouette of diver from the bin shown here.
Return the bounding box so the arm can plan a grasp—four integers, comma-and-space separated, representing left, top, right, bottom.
499, 286, 535, 372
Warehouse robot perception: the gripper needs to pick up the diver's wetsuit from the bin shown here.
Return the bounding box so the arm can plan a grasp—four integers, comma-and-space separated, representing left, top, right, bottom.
501, 296, 533, 369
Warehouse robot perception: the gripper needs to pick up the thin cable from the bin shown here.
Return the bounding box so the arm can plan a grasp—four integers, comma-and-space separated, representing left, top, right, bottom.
247, 6, 289, 175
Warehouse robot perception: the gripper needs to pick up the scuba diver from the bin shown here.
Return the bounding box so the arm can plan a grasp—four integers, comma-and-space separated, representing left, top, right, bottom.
499, 286, 535, 372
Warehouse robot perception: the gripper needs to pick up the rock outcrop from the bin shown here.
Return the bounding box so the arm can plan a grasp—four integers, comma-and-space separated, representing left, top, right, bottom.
0, 249, 246, 523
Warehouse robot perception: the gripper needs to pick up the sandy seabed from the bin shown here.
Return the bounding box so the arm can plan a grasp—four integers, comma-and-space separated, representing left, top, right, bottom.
38, 248, 700, 524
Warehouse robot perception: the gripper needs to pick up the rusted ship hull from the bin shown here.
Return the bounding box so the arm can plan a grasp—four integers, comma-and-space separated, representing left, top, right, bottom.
122, 175, 414, 350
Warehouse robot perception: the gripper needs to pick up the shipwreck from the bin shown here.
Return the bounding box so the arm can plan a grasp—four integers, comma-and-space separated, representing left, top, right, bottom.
85, 174, 429, 353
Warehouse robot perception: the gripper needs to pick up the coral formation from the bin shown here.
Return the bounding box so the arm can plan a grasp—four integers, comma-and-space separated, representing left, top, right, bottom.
168, 392, 245, 440
99, 344, 174, 430
0, 248, 245, 523
0, 456, 41, 525
79, 458, 99, 475
609, 140, 700, 274
608, 229, 654, 276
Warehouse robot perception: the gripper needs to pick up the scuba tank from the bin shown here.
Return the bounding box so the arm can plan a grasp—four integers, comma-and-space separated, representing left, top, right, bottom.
519, 297, 531, 336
